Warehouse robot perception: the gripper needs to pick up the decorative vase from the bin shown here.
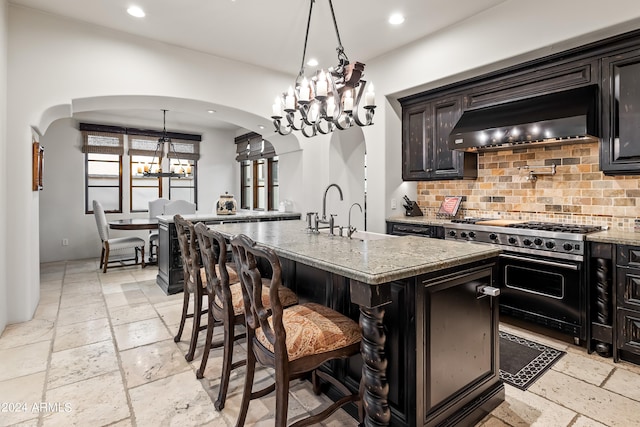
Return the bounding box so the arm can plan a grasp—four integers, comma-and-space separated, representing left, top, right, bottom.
216, 192, 237, 215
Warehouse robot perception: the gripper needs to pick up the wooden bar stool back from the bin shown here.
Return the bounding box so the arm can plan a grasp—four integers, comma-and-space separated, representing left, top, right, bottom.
194, 223, 298, 410
193, 222, 244, 410
230, 233, 363, 427
173, 214, 208, 362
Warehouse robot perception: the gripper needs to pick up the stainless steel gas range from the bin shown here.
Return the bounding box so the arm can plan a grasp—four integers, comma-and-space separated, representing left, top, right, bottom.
444, 218, 602, 343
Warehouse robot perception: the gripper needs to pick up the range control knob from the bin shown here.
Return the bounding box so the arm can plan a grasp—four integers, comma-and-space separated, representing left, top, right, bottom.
534, 238, 543, 246
489, 233, 498, 240
508, 237, 517, 244
523, 238, 532, 246
448, 230, 456, 237
563, 243, 574, 251
546, 241, 556, 249
460, 232, 468, 238
468, 231, 476, 238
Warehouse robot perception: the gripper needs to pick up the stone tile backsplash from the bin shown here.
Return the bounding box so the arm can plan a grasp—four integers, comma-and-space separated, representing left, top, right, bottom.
417, 142, 640, 231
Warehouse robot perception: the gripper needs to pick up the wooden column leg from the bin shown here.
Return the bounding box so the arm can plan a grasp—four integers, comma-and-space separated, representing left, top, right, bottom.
359, 305, 391, 427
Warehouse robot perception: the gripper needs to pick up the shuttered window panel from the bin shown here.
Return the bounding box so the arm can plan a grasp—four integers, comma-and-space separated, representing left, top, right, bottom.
235, 134, 276, 161
167, 140, 200, 161
128, 136, 161, 157
81, 131, 124, 155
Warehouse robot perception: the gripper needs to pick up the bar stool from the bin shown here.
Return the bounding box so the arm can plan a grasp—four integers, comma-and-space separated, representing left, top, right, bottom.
230, 233, 363, 427
193, 223, 298, 410
173, 214, 208, 362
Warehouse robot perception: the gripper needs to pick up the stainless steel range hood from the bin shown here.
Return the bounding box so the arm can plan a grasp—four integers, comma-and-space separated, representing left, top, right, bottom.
448, 85, 599, 152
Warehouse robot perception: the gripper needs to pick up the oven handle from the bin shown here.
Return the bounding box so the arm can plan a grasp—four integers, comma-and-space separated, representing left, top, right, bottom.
499, 254, 579, 271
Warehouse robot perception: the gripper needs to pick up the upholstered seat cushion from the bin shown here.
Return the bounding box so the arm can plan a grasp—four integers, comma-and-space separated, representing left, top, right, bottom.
255, 302, 361, 361
214, 282, 298, 316
105, 236, 146, 250
197, 264, 239, 287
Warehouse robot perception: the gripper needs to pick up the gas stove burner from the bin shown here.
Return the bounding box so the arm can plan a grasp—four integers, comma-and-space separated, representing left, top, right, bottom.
507, 222, 602, 234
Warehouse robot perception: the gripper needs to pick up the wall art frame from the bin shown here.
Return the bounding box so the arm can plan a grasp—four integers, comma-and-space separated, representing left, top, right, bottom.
32, 141, 44, 191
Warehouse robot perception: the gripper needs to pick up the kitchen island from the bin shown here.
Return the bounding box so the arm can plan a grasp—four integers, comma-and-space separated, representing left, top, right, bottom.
155, 210, 300, 294
211, 220, 504, 427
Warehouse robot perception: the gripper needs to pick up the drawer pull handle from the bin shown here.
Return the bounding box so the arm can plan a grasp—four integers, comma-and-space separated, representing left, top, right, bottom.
477, 285, 501, 298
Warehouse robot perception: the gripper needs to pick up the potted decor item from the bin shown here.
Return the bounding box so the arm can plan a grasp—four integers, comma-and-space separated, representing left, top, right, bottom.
216, 192, 237, 215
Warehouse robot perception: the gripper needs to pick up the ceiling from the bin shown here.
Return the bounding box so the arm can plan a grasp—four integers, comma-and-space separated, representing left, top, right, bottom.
10, 0, 508, 133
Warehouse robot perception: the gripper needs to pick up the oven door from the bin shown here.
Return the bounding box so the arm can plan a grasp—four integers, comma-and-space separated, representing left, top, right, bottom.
499, 253, 585, 339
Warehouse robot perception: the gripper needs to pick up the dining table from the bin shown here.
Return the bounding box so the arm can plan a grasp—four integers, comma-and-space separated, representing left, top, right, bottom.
108, 218, 159, 264
108, 218, 159, 230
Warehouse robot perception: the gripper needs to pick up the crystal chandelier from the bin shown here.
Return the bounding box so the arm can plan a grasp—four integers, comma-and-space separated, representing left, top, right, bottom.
271, 0, 376, 138
143, 109, 188, 178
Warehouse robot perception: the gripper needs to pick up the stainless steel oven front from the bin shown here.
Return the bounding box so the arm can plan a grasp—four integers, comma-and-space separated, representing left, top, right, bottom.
498, 253, 585, 342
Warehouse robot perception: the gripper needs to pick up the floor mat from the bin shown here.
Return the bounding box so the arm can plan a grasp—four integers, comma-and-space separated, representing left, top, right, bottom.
499, 330, 565, 390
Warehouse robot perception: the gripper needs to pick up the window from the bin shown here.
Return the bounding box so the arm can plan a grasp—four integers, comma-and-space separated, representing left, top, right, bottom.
82, 123, 201, 214
169, 159, 196, 202
241, 157, 278, 211
129, 136, 162, 212
82, 131, 124, 213
270, 157, 279, 210
130, 154, 162, 212
167, 140, 199, 205
235, 133, 278, 211
240, 161, 251, 209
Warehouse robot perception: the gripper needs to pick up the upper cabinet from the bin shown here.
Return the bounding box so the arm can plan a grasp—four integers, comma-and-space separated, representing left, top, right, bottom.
399, 29, 640, 179
401, 95, 477, 181
464, 59, 597, 110
601, 48, 640, 175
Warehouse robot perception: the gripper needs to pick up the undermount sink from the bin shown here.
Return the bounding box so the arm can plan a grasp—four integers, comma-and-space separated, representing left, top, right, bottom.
317, 228, 394, 241
348, 231, 395, 241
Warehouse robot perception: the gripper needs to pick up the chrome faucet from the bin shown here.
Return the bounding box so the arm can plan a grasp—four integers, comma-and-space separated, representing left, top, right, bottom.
347, 202, 363, 239
315, 183, 343, 235
321, 183, 343, 220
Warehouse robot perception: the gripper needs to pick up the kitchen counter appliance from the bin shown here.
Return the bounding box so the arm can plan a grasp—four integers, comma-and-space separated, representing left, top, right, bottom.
445, 218, 602, 343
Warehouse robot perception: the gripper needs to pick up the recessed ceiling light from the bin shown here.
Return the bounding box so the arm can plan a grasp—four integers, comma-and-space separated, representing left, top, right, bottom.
388, 13, 405, 25
127, 6, 145, 18
307, 58, 319, 67
207, 110, 216, 114
258, 125, 265, 130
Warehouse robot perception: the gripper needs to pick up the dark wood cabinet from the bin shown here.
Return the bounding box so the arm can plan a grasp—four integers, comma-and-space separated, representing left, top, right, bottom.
386, 220, 445, 239
280, 258, 501, 427
156, 214, 300, 295
601, 49, 640, 175
588, 242, 640, 364
464, 59, 597, 110
401, 95, 477, 181
588, 242, 615, 357
400, 29, 640, 176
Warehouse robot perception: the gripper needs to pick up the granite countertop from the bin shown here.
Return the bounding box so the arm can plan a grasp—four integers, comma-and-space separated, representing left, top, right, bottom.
587, 230, 640, 246
210, 220, 500, 285
157, 210, 301, 223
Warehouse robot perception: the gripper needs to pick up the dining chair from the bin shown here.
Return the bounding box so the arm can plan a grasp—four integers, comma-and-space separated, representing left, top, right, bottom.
193, 222, 298, 410
164, 200, 196, 216
173, 214, 208, 362
148, 198, 169, 262
92, 200, 146, 273
230, 233, 363, 427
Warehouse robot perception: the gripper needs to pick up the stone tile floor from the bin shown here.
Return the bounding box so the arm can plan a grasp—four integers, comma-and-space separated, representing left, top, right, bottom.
1, 259, 639, 426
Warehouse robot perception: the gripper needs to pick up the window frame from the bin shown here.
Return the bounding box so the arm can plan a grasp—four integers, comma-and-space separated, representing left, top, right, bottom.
129, 154, 163, 213
85, 152, 123, 214
81, 123, 202, 215
243, 156, 278, 211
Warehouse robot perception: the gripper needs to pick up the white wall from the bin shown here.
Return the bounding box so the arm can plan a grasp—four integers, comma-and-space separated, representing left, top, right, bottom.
6, 6, 295, 323
7, 1, 640, 325
38, 119, 240, 262
0, 0, 8, 334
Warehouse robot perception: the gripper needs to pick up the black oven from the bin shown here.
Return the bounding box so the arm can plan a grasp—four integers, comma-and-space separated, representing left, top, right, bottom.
498, 253, 586, 342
